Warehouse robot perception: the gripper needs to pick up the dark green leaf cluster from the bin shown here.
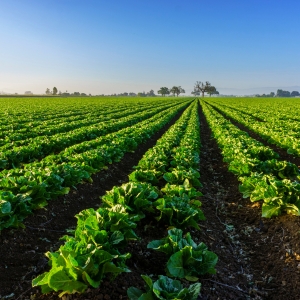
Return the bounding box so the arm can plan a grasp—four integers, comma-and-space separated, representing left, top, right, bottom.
148, 228, 218, 280
128, 275, 201, 300
32, 204, 135, 296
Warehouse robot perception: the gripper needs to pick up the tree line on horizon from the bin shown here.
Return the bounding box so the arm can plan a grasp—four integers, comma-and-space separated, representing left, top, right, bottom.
42, 81, 220, 97
256, 89, 300, 98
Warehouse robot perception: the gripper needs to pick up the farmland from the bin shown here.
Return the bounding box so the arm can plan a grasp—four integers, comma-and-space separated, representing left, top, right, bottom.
1, 97, 300, 300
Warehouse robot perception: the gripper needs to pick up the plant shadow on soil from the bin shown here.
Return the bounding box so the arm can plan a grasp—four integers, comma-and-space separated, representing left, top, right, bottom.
1, 103, 300, 300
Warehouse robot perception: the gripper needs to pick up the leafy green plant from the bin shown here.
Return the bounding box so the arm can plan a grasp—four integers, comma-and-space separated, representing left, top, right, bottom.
73, 204, 140, 242
154, 182, 204, 230
32, 205, 137, 296
32, 239, 130, 297
239, 174, 300, 217
163, 166, 201, 187
127, 275, 201, 300
148, 228, 218, 281
101, 182, 159, 217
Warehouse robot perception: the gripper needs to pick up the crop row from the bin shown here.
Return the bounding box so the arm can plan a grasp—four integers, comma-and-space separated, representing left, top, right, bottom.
0, 100, 179, 144
0, 97, 132, 123
207, 98, 300, 122
0, 98, 182, 127
0, 101, 190, 230
32, 100, 218, 299
33, 102, 217, 300
0, 105, 122, 137
0, 100, 115, 126
207, 101, 300, 157
201, 100, 300, 218
0, 101, 187, 170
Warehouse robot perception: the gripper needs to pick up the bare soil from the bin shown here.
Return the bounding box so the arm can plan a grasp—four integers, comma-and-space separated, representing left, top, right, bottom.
0, 103, 300, 300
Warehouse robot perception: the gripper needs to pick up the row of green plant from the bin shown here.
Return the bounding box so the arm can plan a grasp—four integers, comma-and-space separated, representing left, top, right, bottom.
210, 97, 300, 122
0, 97, 188, 128
32, 100, 218, 299
201, 100, 300, 218
0, 101, 190, 230
0, 101, 158, 134
0, 98, 124, 129
207, 100, 300, 157
0, 100, 179, 147
0, 101, 186, 170
0, 105, 122, 141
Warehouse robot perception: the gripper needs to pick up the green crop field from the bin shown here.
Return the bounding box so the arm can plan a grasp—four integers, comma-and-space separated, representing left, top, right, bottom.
1, 96, 300, 299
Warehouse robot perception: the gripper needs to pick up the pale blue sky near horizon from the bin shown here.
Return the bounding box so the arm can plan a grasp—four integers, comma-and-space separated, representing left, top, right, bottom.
0, 0, 299, 95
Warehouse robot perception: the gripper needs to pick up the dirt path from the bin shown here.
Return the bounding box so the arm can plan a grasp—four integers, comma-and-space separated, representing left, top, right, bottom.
199, 102, 300, 300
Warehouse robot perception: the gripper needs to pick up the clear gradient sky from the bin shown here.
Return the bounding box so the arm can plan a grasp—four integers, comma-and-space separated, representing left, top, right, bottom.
1, 0, 299, 95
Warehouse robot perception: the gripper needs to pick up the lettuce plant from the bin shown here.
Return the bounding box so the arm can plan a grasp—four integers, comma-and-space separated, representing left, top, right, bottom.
239, 174, 300, 217
101, 182, 159, 217
163, 166, 202, 188
32, 205, 136, 296
148, 228, 218, 281
127, 275, 201, 300
153, 182, 204, 230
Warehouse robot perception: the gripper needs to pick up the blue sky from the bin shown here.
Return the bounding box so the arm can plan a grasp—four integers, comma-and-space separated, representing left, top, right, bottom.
0, 0, 299, 95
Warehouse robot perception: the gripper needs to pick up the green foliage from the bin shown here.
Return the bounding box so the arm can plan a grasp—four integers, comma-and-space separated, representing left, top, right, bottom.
32, 205, 135, 296
127, 275, 201, 300
148, 229, 218, 280
31, 99, 211, 298
101, 182, 159, 217
0, 100, 191, 230
153, 182, 204, 230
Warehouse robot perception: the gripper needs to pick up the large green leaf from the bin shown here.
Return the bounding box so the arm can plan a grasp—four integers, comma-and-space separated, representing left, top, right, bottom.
48, 267, 87, 293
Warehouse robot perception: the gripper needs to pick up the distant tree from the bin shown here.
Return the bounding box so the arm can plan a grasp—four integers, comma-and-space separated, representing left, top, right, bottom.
256, 92, 276, 97
73, 92, 80, 96
206, 86, 219, 97
170, 86, 185, 97
291, 91, 300, 97
137, 92, 146, 97
53, 87, 58, 95
81, 93, 87, 96
178, 86, 185, 96
147, 89, 156, 96
45, 88, 51, 95
277, 89, 291, 97
157, 87, 170, 96
191, 90, 200, 96
170, 86, 179, 96
193, 81, 212, 97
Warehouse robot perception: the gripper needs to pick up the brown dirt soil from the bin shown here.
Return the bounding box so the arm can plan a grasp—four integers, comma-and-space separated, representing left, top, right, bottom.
198, 102, 300, 300
1, 103, 300, 300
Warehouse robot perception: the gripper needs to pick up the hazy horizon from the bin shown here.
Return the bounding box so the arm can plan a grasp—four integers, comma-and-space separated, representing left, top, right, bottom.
1, 0, 299, 95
